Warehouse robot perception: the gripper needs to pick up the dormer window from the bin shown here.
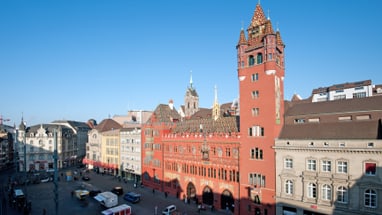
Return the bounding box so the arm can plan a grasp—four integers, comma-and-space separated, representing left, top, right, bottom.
294, 118, 305, 124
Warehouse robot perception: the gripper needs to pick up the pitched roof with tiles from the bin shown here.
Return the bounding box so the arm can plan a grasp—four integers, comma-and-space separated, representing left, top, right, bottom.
148, 104, 181, 123
172, 116, 239, 134
279, 120, 381, 140
280, 96, 382, 140
94, 119, 122, 132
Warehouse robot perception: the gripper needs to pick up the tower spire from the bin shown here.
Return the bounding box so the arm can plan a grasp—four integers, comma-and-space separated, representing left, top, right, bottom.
214, 85, 218, 104
212, 85, 220, 121
190, 70, 193, 89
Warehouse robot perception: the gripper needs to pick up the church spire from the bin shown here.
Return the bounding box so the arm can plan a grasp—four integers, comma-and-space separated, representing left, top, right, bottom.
250, 2, 266, 27
214, 85, 218, 104
212, 85, 220, 121
190, 70, 193, 89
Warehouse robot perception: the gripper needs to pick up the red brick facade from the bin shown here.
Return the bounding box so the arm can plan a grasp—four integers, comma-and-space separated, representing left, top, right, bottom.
237, 3, 285, 215
141, 3, 285, 215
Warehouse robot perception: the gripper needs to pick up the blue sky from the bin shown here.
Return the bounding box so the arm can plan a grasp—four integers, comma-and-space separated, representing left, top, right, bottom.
1, 0, 381, 126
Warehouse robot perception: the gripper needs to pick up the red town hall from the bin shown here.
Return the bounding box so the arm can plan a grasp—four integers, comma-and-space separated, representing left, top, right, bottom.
141, 2, 284, 215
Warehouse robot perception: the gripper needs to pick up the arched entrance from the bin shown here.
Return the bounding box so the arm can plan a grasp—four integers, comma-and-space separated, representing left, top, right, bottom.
202, 186, 214, 206
221, 189, 234, 212
186, 182, 196, 202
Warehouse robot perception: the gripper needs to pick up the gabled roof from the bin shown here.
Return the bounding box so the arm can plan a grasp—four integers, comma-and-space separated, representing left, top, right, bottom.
95, 119, 122, 132
149, 104, 181, 123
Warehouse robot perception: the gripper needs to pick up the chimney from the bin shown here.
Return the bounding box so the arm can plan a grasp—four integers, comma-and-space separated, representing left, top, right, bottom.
168, 99, 174, 110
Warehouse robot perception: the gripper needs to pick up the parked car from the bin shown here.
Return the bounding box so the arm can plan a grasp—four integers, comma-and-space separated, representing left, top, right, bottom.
40, 177, 52, 183
111, 186, 123, 196
123, 192, 141, 203
162, 205, 176, 215
82, 175, 90, 181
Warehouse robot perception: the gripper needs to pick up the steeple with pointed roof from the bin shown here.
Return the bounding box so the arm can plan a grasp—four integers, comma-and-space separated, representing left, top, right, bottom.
236, 2, 285, 214
250, 3, 267, 27
184, 71, 199, 118
212, 85, 220, 121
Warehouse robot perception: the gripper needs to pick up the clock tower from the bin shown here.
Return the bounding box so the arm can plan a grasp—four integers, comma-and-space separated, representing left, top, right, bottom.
184, 72, 199, 118
237, 2, 285, 214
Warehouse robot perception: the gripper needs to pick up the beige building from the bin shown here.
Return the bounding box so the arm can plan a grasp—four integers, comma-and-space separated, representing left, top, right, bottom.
85, 111, 150, 180
84, 118, 122, 173
275, 95, 382, 215
102, 128, 120, 175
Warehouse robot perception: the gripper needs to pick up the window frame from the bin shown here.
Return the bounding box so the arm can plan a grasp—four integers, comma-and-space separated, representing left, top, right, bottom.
307, 159, 317, 171
337, 186, 348, 204
308, 183, 317, 198
321, 184, 332, 201
364, 189, 377, 208
284, 158, 293, 169
321, 160, 332, 172
365, 162, 376, 176
337, 160, 348, 174
285, 180, 293, 195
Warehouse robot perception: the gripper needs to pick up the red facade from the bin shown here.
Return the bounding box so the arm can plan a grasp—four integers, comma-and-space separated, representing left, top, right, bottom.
237, 3, 285, 215
141, 3, 285, 215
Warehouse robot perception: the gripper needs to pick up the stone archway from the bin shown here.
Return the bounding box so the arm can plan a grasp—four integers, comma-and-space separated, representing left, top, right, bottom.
221, 189, 234, 212
202, 186, 214, 206
186, 182, 196, 201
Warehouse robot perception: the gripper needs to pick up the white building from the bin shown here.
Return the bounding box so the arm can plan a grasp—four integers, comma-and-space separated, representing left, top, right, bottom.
311, 80, 374, 102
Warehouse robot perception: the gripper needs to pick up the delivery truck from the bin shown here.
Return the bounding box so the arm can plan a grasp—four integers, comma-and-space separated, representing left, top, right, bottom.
101, 204, 132, 215
94, 191, 118, 208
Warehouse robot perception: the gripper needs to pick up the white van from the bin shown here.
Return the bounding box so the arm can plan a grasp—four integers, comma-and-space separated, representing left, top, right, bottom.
94, 191, 118, 208
162, 205, 176, 215
101, 204, 132, 215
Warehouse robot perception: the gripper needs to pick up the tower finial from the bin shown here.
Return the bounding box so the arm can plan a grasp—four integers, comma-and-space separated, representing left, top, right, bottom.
267, 9, 270, 20
214, 85, 218, 103
258, 0, 261, 5
190, 70, 193, 89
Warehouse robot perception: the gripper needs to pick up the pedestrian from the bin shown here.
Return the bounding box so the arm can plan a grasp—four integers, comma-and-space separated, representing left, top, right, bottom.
164, 191, 168, 198
71, 190, 74, 197
43, 208, 46, 215
152, 188, 155, 195
154, 205, 158, 215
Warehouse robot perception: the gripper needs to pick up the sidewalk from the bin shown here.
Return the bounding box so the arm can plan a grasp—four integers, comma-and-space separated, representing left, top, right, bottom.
137, 184, 232, 215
